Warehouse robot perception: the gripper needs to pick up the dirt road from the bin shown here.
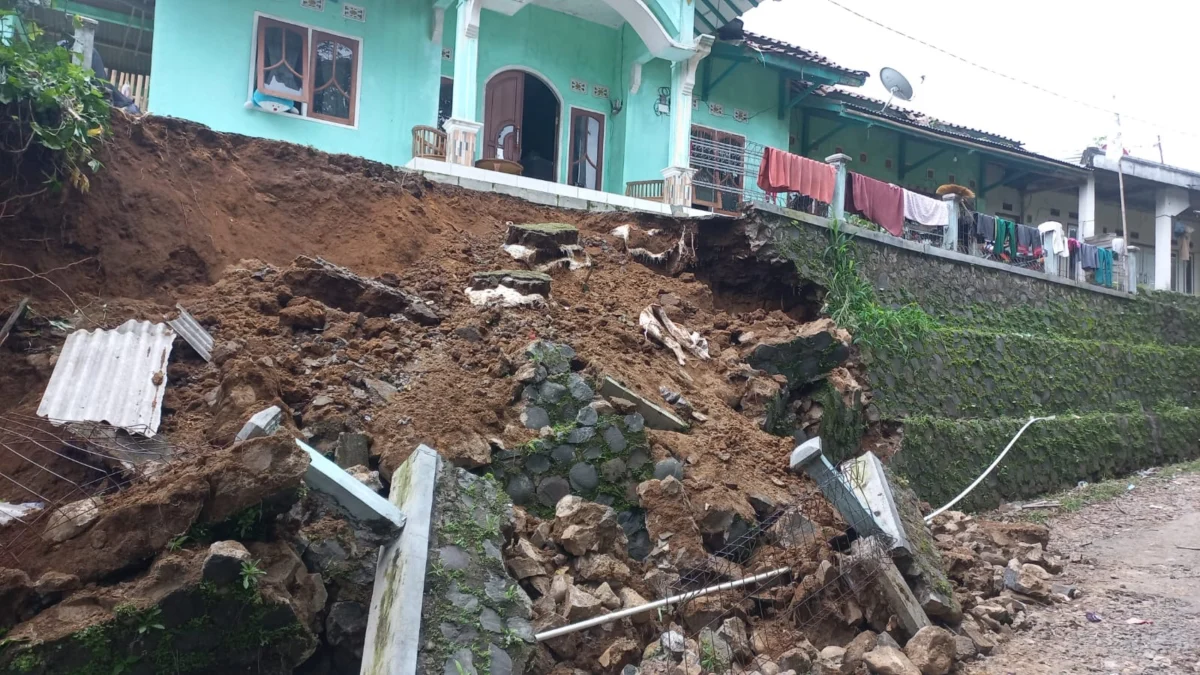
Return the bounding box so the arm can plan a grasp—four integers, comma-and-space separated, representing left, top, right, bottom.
966, 471, 1200, 674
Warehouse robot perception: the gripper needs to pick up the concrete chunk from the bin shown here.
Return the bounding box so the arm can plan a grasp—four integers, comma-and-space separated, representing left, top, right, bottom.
597, 377, 688, 432
235, 405, 283, 442
839, 451, 911, 557
295, 439, 404, 532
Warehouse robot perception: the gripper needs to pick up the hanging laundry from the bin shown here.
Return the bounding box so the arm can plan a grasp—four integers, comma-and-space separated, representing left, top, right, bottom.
756, 147, 836, 204
995, 218, 1018, 259
902, 189, 949, 226
1096, 248, 1114, 286
1080, 243, 1099, 270
849, 172, 904, 236
1037, 221, 1067, 256
975, 213, 996, 241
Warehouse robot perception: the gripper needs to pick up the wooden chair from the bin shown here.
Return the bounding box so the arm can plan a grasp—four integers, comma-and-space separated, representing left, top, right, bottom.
411, 125, 447, 160
625, 180, 665, 202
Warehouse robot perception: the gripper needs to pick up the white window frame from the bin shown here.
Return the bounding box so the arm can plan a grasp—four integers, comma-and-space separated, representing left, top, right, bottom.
246, 12, 364, 130
566, 104, 607, 191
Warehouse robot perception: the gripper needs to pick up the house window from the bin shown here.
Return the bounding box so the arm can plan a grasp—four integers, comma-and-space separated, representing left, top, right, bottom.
885, 159, 893, 169
1050, 208, 1061, 217
567, 108, 605, 191
859, 153, 868, 163
690, 125, 745, 215
252, 15, 361, 126
926, 168, 935, 179
947, 174, 955, 184
437, 77, 453, 130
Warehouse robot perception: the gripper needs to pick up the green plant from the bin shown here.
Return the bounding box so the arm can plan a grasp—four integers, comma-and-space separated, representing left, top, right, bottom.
239, 560, 267, 590
0, 10, 111, 200
11, 652, 40, 673
166, 535, 190, 552
134, 607, 164, 636
234, 505, 262, 539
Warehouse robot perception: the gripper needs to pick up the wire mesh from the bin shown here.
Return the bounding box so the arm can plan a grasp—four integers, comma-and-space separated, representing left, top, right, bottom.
651, 468, 896, 674
0, 412, 192, 566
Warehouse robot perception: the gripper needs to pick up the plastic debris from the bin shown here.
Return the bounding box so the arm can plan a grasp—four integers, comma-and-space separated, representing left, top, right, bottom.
639, 304, 709, 366
1085, 612, 1103, 623
1125, 618, 1153, 625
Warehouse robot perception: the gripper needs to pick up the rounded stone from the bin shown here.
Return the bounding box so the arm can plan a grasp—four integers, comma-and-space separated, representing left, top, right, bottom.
601, 458, 627, 482
567, 373, 594, 402
536, 476, 571, 507
551, 445, 576, 464
602, 425, 627, 453
568, 462, 600, 492
525, 453, 551, 474
505, 473, 535, 505
575, 406, 599, 426
567, 426, 595, 444
654, 458, 684, 481
583, 446, 604, 461
539, 381, 569, 403
521, 406, 551, 430
623, 413, 645, 433
628, 448, 650, 469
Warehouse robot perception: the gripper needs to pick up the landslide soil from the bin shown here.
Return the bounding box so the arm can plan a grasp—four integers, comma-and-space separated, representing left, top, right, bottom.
0, 115, 823, 565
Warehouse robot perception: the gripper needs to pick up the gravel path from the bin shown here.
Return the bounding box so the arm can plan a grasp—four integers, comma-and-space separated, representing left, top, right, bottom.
965, 471, 1200, 674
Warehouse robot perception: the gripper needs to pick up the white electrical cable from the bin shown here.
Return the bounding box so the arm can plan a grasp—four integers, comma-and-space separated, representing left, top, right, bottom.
924, 416, 1056, 524
534, 567, 791, 642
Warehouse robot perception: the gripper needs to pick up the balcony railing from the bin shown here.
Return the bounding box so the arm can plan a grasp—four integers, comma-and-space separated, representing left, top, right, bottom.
625, 179, 664, 202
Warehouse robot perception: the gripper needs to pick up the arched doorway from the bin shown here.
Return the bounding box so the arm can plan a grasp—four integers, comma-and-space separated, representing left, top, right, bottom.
483, 69, 560, 182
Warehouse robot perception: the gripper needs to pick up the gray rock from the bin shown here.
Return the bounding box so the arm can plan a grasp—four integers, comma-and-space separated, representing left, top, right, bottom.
623, 413, 645, 433
537, 476, 571, 507
42, 497, 101, 543
482, 540, 503, 563
202, 540, 251, 584
335, 432, 371, 469
583, 446, 604, 460
438, 545, 471, 571
454, 326, 483, 342
653, 458, 684, 481
326, 601, 369, 650
345, 464, 384, 492
569, 463, 600, 492
551, 445, 576, 464
505, 474, 535, 505
567, 374, 594, 402
480, 607, 503, 633
566, 426, 595, 444
525, 454, 551, 474
601, 459, 627, 482
539, 381, 569, 403
521, 407, 551, 430
235, 405, 283, 442
628, 448, 649, 469
506, 617, 535, 643
362, 377, 399, 402
488, 644, 513, 675
575, 406, 599, 426
447, 586, 480, 613
589, 399, 616, 416
602, 425, 627, 453
445, 648, 477, 675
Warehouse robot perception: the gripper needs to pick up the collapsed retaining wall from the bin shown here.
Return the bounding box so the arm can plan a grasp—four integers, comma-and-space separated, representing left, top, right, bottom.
748, 206, 1200, 508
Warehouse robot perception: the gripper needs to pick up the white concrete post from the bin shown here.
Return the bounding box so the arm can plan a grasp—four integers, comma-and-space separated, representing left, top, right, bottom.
1126, 245, 1139, 294
661, 36, 713, 208
444, 0, 482, 167
1078, 174, 1096, 240
790, 438, 881, 538
942, 194, 959, 251
825, 153, 851, 222
71, 16, 99, 72
1154, 186, 1189, 291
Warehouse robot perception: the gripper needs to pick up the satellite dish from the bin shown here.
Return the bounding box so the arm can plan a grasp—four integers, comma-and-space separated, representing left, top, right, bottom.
879, 67, 914, 113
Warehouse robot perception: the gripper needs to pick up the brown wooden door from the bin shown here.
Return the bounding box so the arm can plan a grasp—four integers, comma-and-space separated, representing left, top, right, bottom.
484, 71, 524, 161
567, 108, 605, 191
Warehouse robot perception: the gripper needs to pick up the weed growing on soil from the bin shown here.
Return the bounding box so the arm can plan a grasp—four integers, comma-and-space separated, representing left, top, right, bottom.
1017, 456, 1200, 523
239, 560, 267, 589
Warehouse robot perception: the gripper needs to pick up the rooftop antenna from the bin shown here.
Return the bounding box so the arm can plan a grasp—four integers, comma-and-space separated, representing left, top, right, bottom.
879, 67, 914, 113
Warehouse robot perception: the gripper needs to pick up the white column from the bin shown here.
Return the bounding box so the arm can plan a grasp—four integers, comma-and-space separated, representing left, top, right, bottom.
1078, 174, 1096, 240
1154, 186, 1189, 291
661, 36, 714, 208
71, 16, 99, 71
444, 0, 482, 166
825, 154, 850, 222
942, 194, 959, 251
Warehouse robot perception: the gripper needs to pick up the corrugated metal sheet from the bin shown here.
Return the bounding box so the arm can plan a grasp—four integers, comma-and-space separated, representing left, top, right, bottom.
37, 320, 176, 437
167, 304, 213, 362
742, 32, 870, 80
696, 0, 760, 34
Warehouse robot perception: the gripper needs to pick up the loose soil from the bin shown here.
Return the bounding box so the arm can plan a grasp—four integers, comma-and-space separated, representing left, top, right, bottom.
965, 471, 1200, 675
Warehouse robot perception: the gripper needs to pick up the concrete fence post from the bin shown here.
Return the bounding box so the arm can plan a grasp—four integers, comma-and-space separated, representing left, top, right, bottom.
825, 153, 851, 222
942, 194, 958, 251
789, 438, 880, 538
71, 16, 99, 72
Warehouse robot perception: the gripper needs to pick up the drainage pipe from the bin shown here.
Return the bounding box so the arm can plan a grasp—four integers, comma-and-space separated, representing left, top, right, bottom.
924, 415, 1056, 524
534, 567, 791, 642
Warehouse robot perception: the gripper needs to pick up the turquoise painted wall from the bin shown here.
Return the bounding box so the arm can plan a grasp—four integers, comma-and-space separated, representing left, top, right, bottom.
151, 0, 439, 166
615, 58, 671, 187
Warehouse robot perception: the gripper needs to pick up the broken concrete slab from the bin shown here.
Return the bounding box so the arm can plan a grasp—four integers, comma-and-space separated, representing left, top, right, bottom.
335, 432, 372, 469
840, 451, 911, 557
597, 377, 688, 432
853, 539, 932, 640
361, 444, 438, 675
469, 270, 552, 297
283, 256, 440, 325
295, 439, 404, 533
506, 223, 580, 250
235, 405, 283, 442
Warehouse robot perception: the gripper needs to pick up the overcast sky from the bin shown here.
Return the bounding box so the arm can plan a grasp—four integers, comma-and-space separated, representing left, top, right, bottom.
743, 0, 1200, 168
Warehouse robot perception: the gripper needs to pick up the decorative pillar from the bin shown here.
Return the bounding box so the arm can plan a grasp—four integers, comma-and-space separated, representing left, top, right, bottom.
661, 35, 714, 208
1078, 174, 1096, 240
1154, 186, 1189, 291
942, 194, 959, 251
444, 0, 482, 166
71, 16, 99, 71
825, 153, 851, 222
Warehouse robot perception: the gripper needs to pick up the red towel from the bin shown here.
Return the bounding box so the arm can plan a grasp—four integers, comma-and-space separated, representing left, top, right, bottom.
756, 147, 836, 204
850, 172, 904, 236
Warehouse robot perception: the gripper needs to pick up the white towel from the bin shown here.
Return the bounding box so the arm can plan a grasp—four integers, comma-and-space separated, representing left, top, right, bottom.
903, 190, 949, 226
1037, 221, 1067, 256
